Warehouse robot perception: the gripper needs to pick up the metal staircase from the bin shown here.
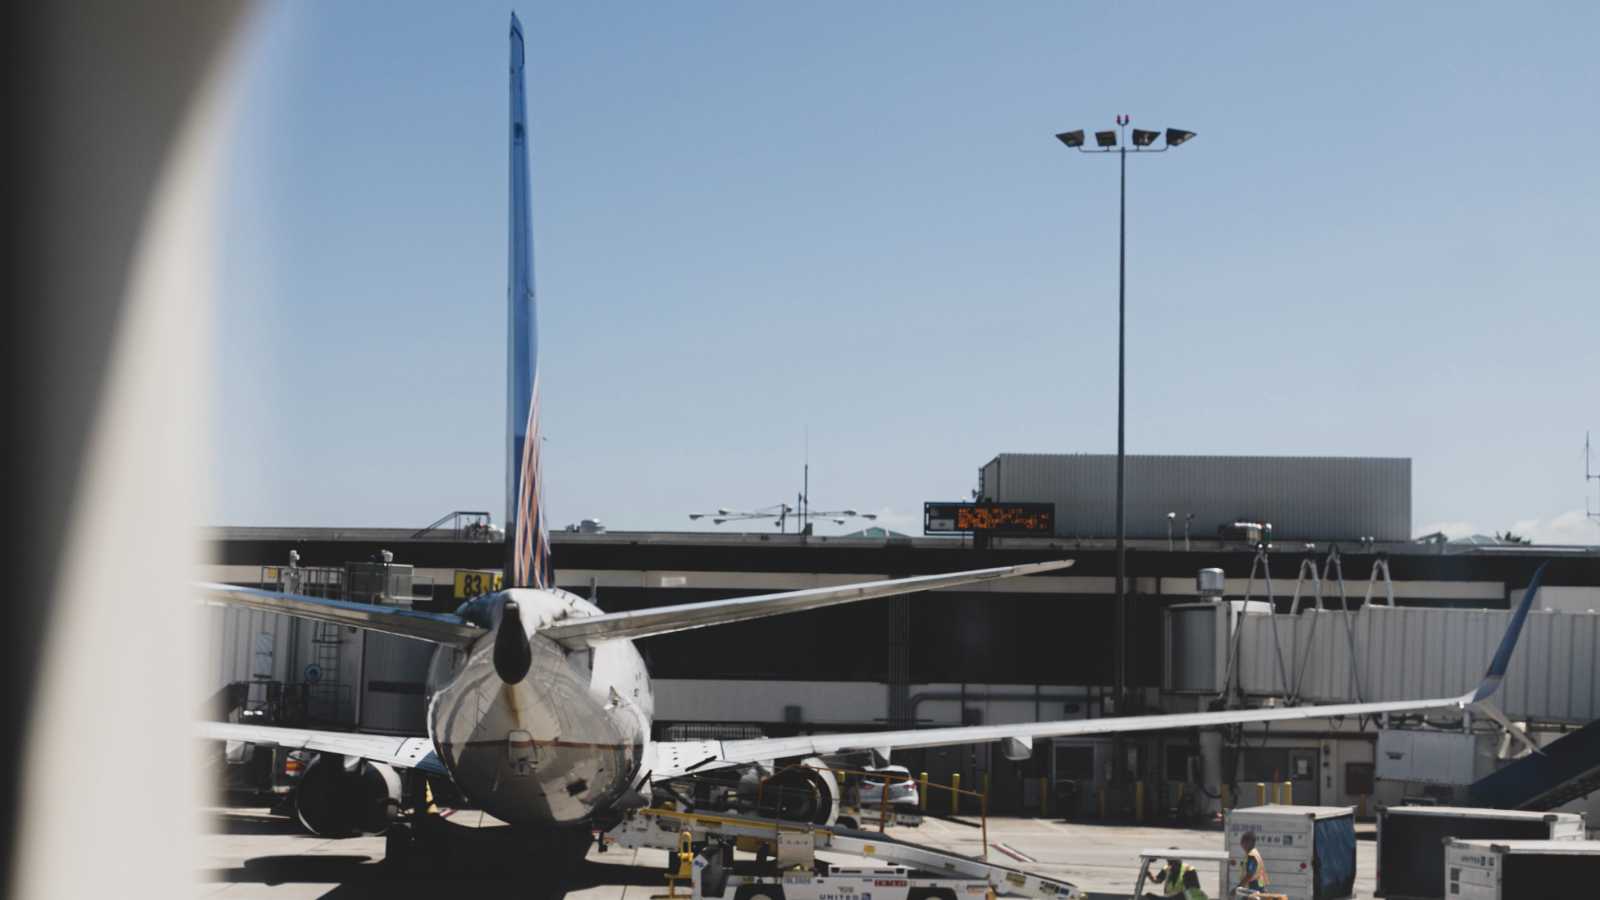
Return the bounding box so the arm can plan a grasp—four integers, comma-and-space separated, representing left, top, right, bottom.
1469, 718, 1600, 811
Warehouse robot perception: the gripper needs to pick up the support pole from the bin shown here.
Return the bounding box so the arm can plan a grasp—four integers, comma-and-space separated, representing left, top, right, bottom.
880, 778, 890, 833
981, 773, 989, 860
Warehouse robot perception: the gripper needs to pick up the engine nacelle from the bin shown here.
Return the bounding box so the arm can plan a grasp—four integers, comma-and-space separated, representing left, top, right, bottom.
742, 758, 839, 826
293, 755, 403, 837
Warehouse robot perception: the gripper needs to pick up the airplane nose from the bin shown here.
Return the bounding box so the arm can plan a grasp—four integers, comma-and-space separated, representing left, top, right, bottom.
493, 598, 533, 683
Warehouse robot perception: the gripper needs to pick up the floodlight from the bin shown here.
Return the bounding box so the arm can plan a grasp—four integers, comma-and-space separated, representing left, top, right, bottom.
862, 513, 878, 520
1131, 129, 1160, 147
1165, 128, 1196, 147
1094, 130, 1117, 148
1055, 129, 1085, 148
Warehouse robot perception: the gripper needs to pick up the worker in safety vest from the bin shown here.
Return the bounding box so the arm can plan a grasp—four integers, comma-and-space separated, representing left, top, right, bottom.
1143, 854, 1206, 898
1233, 831, 1269, 895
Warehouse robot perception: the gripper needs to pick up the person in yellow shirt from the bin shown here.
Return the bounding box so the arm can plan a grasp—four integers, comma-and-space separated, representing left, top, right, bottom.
1233, 831, 1269, 895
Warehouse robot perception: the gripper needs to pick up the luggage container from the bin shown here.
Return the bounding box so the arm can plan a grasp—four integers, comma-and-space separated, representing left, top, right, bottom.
1376, 805, 1584, 898
1444, 838, 1600, 900
1225, 805, 1356, 900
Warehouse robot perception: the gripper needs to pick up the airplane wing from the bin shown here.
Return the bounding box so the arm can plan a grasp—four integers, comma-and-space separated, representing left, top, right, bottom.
652, 562, 1548, 780
200, 582, 482, 646
199, 721, 449, 776
540, 560, 1074, 650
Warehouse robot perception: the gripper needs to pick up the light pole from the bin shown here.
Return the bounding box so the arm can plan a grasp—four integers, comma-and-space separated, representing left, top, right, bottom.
1055, 120, 1195, 723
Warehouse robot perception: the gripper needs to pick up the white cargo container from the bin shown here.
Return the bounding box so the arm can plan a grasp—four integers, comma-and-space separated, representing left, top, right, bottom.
1444, 838, 1600, 900
1226, 805, 1356, 900
1376, 806, 1584, 899
1375, 729, 1487, 786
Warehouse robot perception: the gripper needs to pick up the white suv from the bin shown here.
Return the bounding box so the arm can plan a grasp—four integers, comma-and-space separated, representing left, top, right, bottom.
857, 765, 919, 808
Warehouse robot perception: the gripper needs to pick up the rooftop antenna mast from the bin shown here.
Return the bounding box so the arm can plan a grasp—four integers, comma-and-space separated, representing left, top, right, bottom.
795, 427, 878, 534
1588, 432, 1600, 524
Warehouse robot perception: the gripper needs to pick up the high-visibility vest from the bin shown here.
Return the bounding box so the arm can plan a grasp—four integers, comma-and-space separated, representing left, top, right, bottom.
1161, 864, 1195, 896
1239, 847, 1269, 887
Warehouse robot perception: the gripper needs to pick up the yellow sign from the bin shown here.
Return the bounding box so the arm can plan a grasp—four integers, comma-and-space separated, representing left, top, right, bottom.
453, 570, 503, 599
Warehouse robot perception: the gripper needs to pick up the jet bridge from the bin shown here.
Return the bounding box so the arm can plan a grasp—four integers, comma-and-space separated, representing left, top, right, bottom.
1166, 551, 1600, 725
607, 807, 1085, 899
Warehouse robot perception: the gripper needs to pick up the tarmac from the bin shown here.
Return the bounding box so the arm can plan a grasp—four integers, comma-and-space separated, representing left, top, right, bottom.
200, 805, 1384, 899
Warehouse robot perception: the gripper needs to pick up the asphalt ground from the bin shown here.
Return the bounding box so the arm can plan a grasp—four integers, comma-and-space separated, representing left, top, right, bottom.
200, 806, 1383, 899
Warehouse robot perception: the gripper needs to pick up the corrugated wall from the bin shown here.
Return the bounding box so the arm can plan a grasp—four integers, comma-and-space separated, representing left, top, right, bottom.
1236, 607, 1600, 723
986, 453, 1411, 541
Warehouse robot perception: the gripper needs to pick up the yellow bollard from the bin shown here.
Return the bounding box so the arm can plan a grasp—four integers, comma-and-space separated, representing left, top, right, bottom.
951, 773, 961, 815
1135, 781, 1145, 823
1283, 780, 1293, 805
920, 772, 929, 811
1221, 783, 1231, 811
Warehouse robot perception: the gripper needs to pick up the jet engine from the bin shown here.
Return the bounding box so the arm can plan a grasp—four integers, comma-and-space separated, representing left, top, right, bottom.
292, 754, 403, 837
742, 758, 839, 826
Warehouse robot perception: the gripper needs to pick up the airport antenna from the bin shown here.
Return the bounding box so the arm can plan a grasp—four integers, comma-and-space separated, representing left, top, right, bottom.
689, 503, 796, 532
1587, 431, 1600, 524
688, 502, 879, 533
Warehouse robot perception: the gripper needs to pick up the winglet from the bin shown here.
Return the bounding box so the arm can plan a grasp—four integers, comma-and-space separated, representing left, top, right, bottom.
1469, 562, 1549, 704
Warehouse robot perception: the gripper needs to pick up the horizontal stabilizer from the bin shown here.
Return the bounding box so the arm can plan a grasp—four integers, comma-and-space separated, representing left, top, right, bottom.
198, 721, 447, 775
199, 583, 482, 646
540, 560, 1074, 649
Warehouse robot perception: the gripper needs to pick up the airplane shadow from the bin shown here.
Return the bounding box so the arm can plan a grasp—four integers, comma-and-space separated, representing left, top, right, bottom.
206, 856, 660, 899
207, 811, 668, 899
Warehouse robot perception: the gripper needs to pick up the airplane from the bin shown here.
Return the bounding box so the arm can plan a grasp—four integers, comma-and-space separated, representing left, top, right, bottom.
199, 11, 1551, 892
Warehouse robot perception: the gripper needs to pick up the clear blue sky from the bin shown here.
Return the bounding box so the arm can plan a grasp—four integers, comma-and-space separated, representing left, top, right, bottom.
213, 2, 1600, 543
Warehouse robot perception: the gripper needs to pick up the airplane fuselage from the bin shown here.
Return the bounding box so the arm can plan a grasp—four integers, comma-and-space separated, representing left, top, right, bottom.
425, 588, 652, 825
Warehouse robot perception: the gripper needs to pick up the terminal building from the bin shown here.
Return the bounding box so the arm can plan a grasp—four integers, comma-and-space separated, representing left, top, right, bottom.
204, 453, 1600, 822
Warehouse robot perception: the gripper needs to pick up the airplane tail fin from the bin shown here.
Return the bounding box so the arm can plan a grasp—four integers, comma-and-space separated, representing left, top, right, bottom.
506, 13, 550, 589
1469, 561, 1549, 703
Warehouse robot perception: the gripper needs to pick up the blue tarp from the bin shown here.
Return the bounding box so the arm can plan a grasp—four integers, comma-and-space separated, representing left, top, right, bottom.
1312, 815, 1356, 899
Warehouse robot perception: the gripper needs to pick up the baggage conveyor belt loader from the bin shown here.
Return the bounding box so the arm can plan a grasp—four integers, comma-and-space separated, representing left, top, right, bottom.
605, 807, 1085, 900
